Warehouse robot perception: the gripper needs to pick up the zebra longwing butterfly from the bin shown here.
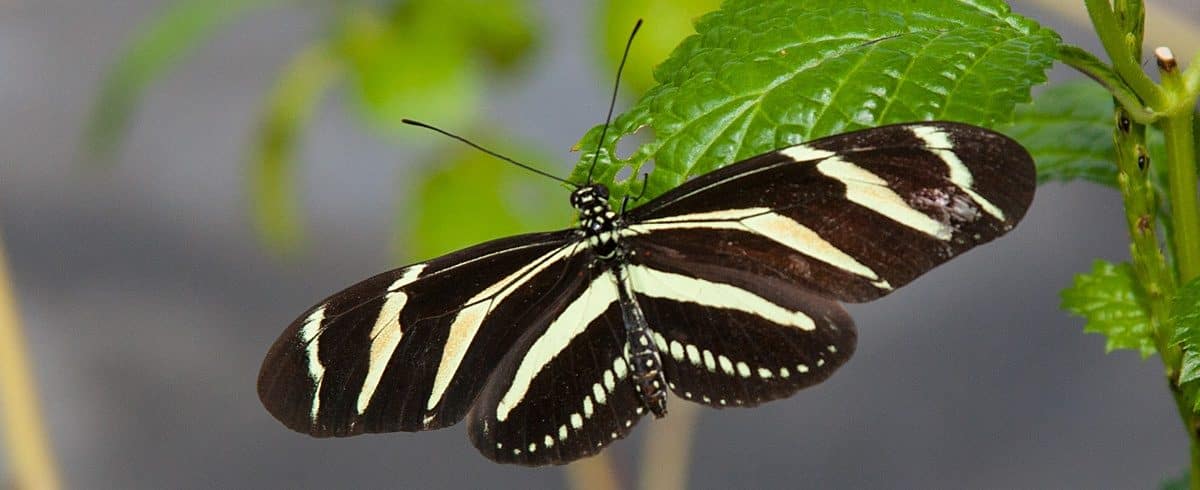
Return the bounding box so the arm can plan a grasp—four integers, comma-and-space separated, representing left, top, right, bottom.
257, 118, 1035, 465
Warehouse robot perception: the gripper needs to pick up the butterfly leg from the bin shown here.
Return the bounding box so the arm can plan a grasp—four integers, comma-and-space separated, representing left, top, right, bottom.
614, 263, 668, 417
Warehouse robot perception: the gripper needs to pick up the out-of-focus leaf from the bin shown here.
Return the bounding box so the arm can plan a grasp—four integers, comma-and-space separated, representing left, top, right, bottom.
336, 5, 481, 136
1004, 80, 1118, 186
86, 0, 288, 164
1061, 260, 1156, 358
600, 0, 721, 95
568, 0, 1061, 204
453, 0, 539, 69
1161, 471, 1188, 490
1002, 79, 1172, 255
1056, 44, 1145, 119
403, 137, 571, 261
335, 0, 540, 137
248, 43, 342, 254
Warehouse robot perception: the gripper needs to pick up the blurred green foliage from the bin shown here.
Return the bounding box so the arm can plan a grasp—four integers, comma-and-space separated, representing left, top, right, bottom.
87, 0, 713, 260
86, 0, 290, 164
600, 0, 721, 95
407, 138, 570, 260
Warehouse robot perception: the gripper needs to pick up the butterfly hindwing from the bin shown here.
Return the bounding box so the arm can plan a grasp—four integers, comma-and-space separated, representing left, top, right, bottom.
257, 230, 587, 436
623, 250, 856, 408
468, 268, 647, 465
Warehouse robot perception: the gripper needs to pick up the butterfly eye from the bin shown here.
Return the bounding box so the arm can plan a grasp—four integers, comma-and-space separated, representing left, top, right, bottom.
595, 186, 610, 199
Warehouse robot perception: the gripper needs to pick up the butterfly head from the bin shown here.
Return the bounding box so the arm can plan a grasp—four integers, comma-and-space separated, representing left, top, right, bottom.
571, 184, 620, 252
570, 184, 610, 213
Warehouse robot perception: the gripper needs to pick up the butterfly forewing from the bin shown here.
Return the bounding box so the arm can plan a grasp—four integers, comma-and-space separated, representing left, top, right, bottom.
625, 122, 1035, 303
257, 230, 584, 436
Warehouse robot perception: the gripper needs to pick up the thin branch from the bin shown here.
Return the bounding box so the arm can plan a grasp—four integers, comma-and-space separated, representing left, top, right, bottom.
0, 229, 61, 490
1027, 0, 1200, 60
564, 453, 621, 490
1083, 0, 1166, 107
638, 402, 700, 490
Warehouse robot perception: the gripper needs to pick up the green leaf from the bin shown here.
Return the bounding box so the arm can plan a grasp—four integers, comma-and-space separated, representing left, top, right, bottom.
1061, 260, 1155, 358
1003, 80, 1118, 186
600, 0, 722, 95
248, 43, 342, 254
86, 0, 287, 164
403, 137, 572, 261
1172, 277, 1200, 411
569, 0, 1061, 203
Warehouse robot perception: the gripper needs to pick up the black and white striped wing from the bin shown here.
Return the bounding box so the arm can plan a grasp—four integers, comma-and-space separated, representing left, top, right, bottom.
257, 230, 588, 437
627, 258, 857, 407
468, 271, 646, 465
622, 121, 1033, 406
625, 122, 1035, 303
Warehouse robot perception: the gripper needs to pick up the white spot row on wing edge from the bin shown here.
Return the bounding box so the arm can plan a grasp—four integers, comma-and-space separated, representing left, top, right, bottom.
496, 271, 620, 421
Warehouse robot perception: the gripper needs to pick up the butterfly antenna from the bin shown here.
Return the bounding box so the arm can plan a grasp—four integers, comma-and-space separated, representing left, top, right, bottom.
401, 119, 577, 187
586, 18, 643, 185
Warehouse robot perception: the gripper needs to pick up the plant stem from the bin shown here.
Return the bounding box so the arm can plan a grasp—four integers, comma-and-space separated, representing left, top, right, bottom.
0, 229, 61, 490
1162, 110, 1200, 282
564, 454, 621, 490
638, 403, 699, 490
1084, 0, 1165, 107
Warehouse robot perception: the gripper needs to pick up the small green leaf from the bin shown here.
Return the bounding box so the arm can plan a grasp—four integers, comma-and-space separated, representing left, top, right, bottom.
86, 0, 288, 164
248, 42, 342, 254
1003, 80, 1118, 186
1061, 260, 1155, 357
403, 138, 571, 261
569, 0, 1061, 203
600, 0, 722, 95
1173, 277, 1200, 386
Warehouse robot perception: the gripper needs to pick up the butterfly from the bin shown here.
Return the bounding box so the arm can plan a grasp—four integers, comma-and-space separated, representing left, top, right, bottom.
256, 118, 1034, 465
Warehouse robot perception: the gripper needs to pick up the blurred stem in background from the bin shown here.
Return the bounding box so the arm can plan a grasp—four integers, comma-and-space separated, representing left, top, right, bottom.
0, 230, 61, 490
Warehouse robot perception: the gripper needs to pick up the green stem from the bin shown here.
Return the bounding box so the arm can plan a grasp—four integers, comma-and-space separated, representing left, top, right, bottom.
1162, 111, 1200, 283
1085, 0, 1165, 107
1058, 45, 1157, 123
1184, 51, 1200, 98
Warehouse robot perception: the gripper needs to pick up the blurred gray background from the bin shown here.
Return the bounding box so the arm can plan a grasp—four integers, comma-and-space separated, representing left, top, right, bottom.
2, 1, 1198, 488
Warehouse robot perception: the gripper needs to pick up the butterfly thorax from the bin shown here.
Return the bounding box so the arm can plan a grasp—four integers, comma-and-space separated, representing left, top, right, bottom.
571, 184, 670, 418
570, 184, 621, 259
